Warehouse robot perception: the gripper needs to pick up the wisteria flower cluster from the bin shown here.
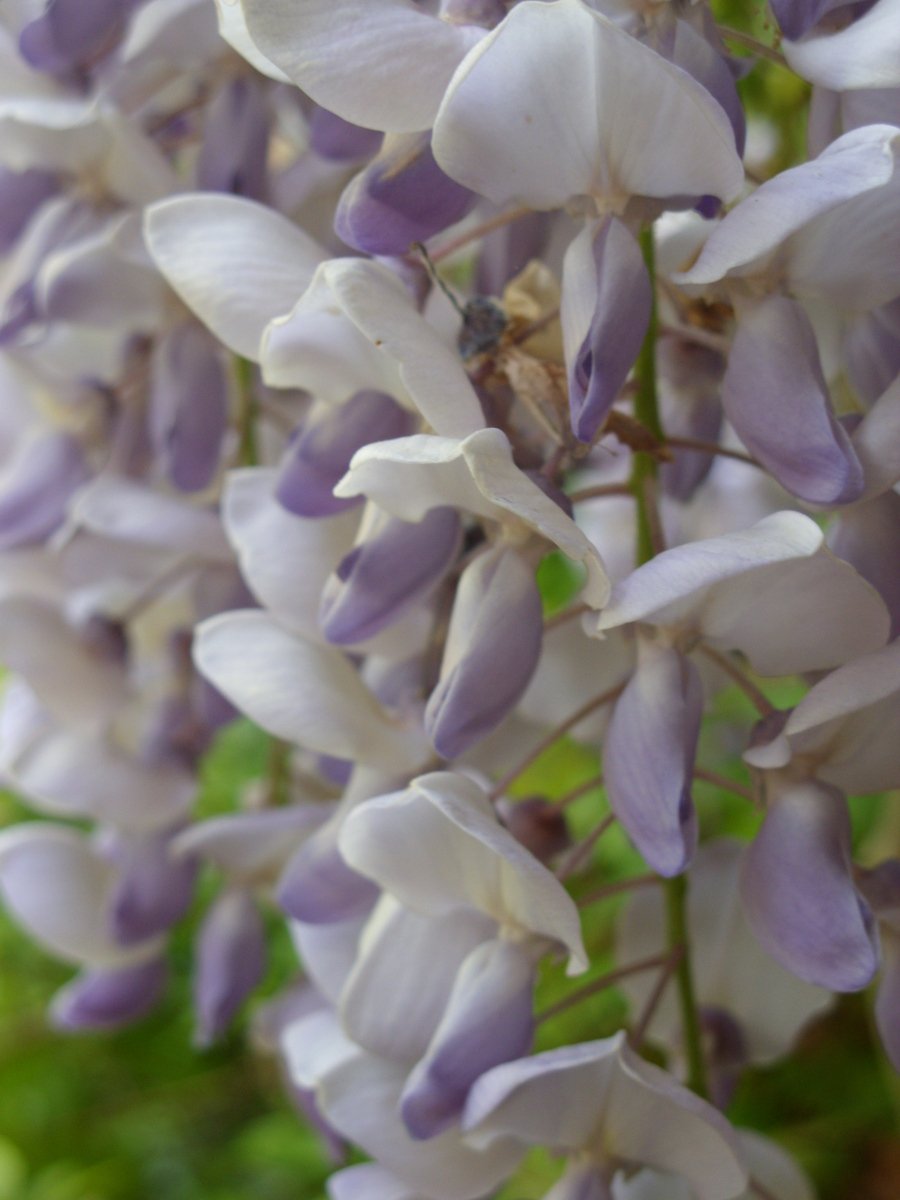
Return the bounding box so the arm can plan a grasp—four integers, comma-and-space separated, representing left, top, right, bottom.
0, 0, 899, 1196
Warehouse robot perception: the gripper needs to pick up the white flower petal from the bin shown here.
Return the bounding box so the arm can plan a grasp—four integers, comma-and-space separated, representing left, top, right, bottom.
214, 0, 289, 80
336, 429, 610, 606
783, 0, 900, 90
194, 610, 426, 770
678, 125, 900, 297
222, 468, 359, 639
433, 0, 743, 210
240, 0, 485, 133
10, 730, 195, 834
0, 825, 157, 967
316, 1052, 522, 1200
0, 597, 129, 731
617, 840, 831, 1062
327, 259, 485, 438
70, 476, 233, 561
339, 771, 588, 971
144, 194, 325, 359
594, 512, 822, 634
339, 895, 493, 1062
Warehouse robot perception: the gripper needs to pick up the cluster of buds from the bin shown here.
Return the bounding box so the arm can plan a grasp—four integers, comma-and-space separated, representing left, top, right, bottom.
1, 1, 899, 1197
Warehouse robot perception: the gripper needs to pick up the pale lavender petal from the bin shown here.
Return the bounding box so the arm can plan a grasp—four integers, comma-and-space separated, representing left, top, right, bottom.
843, 298, 900, 407
51, 957, 167, 1032
335, 133, 476, 255
657, 337, 724, 502
782, 0, 900, 90
604, 640, 702, 877
741, 783, 879, 992
309, 107, 383, 162
277, 392, 414, 518
476, 210, 551, 295
0, 431, 89, 549
109, 831, 198, 945
173, 807, 327, 886
828, 492, 900, 640
19, 0, 131, 73
278, 825, 379, 924
149, 323, 229, 493
722, 296, 863, 505
0, 167, 58, 252
562, 217, 651, 444
401, 939, 536, 1139
678, 125, 900, 292
425, 546, 543, 759
314, 1052, 523, 1200
340, 899, 493, 1063
241, 0, 485, 134
463, 1034, 747, 1198
321, 507, 460, 645
197, 76, 271, 203
194, 889, 266, 1045
670, 20, 745, 161
328, 1163, 421, 1200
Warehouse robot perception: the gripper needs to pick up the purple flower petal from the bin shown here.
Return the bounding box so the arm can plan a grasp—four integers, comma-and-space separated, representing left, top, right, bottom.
108, 831, 198, 945
0, 431, 88, 550
276, 391, 414, 518
278, 825, 379, 925
0, 168, 58, 253
722, 296, 864, 505
335, 133, 476, 256
309, 106, 383, 163
149, 323, 229, 493
563, 217, 651, 444
51, 957, 168, 1031
19, 0, 132, 74
320, 507, 460, 645
604, 640, 702, 877
400, 939, 536, 1140
425, 546, 543, 759
741, 782, 879, 991
657, 336, 725, 502
194, 889, 266, 1045
770, 0, 839, 40
829, 492, 900, 640
197, 77, 272, 203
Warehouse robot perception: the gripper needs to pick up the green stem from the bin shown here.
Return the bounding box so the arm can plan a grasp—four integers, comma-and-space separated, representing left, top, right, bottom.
665, 874, 709, 1098
266, 738, 291, 807
630, 228, 663, 566
235, 356, 258, 467
630, 225, 709, 1100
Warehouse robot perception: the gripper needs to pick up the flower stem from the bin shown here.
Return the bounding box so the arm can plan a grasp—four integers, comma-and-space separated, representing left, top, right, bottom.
489, 683, 624, 800
718, 25, 788, 68
536, 952, 672, 1025
577, 873, 660, 908
630, 228, 664, 565
696, 643, 775, 717
632, 224, 709, 1100
235, 355, 258, 467
666, 873, 709, 1097
429, 205, 532, 263
666, 435, 759, 469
